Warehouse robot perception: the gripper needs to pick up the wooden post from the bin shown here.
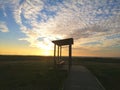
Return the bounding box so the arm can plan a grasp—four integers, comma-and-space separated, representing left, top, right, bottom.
60, 46, 62, 60
58, 45, 60, 62
69, 44, 72, 71
54, 44, 56, 68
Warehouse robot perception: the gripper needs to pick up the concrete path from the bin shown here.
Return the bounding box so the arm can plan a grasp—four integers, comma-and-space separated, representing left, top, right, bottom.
63, 65, 105, 90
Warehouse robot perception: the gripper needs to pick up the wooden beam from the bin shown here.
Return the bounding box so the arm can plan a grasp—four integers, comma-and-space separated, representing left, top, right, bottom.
69, 45, 72, 71
58, 45, 59, 61
52, 38, 73, 46
54, 44, 56, 68
60, 46, 62, 60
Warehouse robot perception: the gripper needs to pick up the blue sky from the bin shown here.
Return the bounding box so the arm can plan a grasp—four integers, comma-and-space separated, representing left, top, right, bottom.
0, 0, 120, 57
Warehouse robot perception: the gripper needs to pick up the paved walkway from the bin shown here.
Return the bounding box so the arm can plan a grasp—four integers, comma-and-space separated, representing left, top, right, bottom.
63, 65, 105, 90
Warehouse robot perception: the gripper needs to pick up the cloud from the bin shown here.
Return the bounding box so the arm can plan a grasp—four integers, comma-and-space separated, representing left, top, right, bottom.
0, 21, 9, 32
0, 6, 7, 17
1, 0, 120, 50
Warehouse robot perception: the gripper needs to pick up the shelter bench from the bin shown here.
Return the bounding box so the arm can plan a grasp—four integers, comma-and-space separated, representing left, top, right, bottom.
57, 60, 65, 68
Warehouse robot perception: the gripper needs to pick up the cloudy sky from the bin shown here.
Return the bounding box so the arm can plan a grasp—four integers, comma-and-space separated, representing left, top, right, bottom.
0, 0, 120, 57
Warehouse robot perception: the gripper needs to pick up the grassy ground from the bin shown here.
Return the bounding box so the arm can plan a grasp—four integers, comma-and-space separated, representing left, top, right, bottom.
72, 57, 120, 90
0, 56, 68, 90
0, 56, 120, 90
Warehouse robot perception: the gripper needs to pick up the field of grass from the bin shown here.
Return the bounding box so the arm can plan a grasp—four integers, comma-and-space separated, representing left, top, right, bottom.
0, 55, 68, 90
0, 56, 120, 90
72, 57, 120, 90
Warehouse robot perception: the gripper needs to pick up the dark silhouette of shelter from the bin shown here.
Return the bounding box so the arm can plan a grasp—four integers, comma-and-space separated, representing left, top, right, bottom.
52, 38, 73, 71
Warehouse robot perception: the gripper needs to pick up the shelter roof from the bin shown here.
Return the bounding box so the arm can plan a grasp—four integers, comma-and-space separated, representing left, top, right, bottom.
52, 38, 73, 46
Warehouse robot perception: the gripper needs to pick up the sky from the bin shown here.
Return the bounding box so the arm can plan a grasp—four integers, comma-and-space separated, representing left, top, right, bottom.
0, 0, 120, 57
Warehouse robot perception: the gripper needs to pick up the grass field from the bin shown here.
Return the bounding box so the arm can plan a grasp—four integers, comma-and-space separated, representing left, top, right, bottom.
0, 56, 120, 90
0, 55, 67, 90
72, 57, 120, 90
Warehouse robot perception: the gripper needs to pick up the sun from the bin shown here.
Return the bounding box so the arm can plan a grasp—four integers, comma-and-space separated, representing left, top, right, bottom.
42, 49, 52, 56
36, 42, 53, 56
37, 43, 53, 50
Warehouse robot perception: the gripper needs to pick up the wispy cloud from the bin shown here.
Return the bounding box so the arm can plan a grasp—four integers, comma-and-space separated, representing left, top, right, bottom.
1, 0, 120, 51
0, 21, 9, 32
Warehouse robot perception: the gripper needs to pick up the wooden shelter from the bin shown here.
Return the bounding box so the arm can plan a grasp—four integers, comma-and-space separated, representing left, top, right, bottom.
52, 38, 73, 71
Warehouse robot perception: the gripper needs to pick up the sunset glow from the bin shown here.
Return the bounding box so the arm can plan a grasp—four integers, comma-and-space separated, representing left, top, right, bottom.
0, 0, 120, 57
